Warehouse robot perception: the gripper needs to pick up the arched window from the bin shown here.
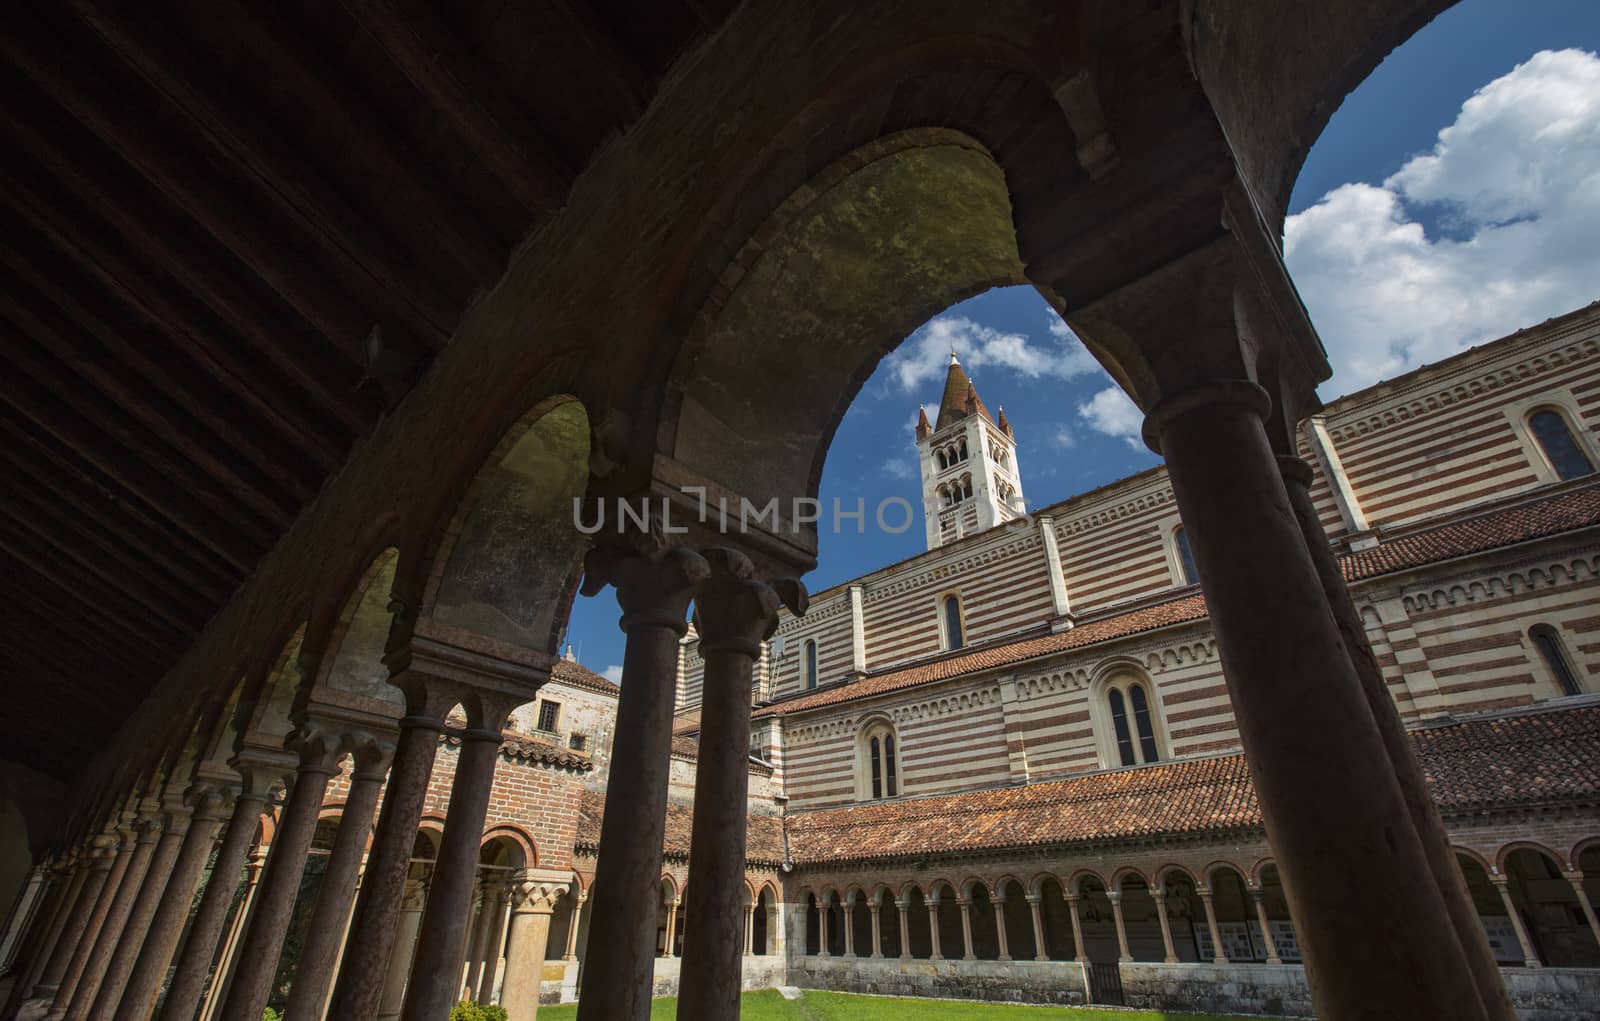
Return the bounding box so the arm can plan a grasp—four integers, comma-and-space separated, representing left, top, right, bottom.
960, 474, 973, 501
935, 449, 948, 471
802, 639, 818, 690
941, 594, 964, 651
1530, 624, 1582, 696
1172, 526, 1199, 586
957, 438, 968, 462
1100, 674, 1164, 768
1527, 409, 1595, 481
859, 720, 900, 800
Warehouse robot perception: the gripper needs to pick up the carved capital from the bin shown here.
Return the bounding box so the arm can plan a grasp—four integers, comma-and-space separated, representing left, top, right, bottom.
692, 547, 807, 658
509, 878, 567, 915
580, 545, 709, 634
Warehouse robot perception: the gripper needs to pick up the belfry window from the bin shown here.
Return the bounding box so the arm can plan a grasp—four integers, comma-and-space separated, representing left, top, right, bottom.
860, 721, 900, 800
802, 639, 819, 690
941, 594, 964, 651
1103, 676, 1163, 767
1528, 409, 1594, 481
1530, 624, 1582, 697
1173, 526, 1199, 586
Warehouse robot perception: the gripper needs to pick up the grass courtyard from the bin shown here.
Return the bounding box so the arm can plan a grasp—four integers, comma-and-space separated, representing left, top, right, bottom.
536, 989, 1262, 1020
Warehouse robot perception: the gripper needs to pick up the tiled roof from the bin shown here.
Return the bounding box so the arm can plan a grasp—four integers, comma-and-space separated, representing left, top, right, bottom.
574, 790, 788, 865
784, 703, 1600, 865
448, 731, 594, 770
759, 480, 1600, 721
1342, 483, 1600, 581
551, 658, 619, 697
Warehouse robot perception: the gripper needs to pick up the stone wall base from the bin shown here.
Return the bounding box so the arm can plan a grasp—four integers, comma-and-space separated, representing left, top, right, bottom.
541, 955, 787, 1004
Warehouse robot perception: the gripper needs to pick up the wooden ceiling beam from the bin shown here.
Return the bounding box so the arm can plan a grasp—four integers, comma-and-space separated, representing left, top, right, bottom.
0, 21, 421, 351
0, 373, 262, 573
1, 302, 301, 530
1, 330, 289, 536
340, 0, 576, 213
4, 565, 185, 666
544, 0, 650, 121
0, 629, 146, 703
0, 416, 243, 594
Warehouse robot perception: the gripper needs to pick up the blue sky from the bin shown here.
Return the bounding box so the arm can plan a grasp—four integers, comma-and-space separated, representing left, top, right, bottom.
564, 1, 1600, 680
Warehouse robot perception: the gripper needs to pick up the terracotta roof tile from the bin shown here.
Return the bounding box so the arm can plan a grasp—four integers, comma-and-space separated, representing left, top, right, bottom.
575, 791, 787, 865
551, 659, 620, 697
783, 704, 1600, 865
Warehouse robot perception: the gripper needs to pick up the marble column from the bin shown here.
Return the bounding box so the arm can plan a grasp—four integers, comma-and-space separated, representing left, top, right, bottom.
992, 897, 1011, 962
112, 785, 232, 1021
743, 905, 756, 957
1107, 890, 1131, 964
88, 799, 196, 1020
1250, 888, 1282, 965
1494, 879, 1541, 968
867, 900, 882, 959
39, 839, 118, 1006
895, 899, 911, 960
1065, 892, 1086, 964
217, 729, 343, 1021
925, 902, 941, 960
562, 892, 585, 961
6, 853, 81, 1010
812, 900, 825, 958
661, 900, 678, 959
1279, 453, 1514, 1020
500, 873, 567, 1021
378, 874, 429, 1021
57, 818, 159, 1021
199, 841, 267, 1021
1568, 873, 1600, 948
400, 693, 518, 1021
477, 878, 512, 1003
1155, 890, 1179, 964
0, 863, 49, 972
159, 764, 276, 1021
841, 901, 855, 959
1027, 894, 1048, 962
575, 546, 709, 1021
462, 881, 494, 999
1199, 889, 1227, 964
326, 679, 454, 1020
1146, 377, 1485, 1019
284, 737, 394, 1017
956, 898, 975, 961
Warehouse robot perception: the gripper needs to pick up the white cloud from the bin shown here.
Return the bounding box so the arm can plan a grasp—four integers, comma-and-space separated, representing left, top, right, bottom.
603, 664, 624, 685
1286, 49, 1600, 397
881, 457, 917, 481
1051, 426, 1077, 449
880, 313, 1102, 393
1076, 386, 1145, 449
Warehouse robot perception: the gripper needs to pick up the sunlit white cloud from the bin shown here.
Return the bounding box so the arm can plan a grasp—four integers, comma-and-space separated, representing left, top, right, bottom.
881, 314, 1102, 393
1076, 386, 1144, 449
1287, 48, 1600, 397
603, 664, 624, 685
1052, 426, 1077, 449
881, 457, 917, 481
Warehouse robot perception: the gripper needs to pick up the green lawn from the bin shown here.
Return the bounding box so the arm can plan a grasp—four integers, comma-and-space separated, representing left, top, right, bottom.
535, 989, 1260, 1020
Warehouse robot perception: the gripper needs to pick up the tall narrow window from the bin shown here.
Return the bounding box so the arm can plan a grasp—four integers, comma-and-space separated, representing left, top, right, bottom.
1528, 409, 1595, 481
884, 734, 898, 797
942, 595, 964, 651
869, 736, 883, 799
803, 640, 818, 690
1531, 624, 1582, 696
536, 700, 561, 733
859, 722, 901, 800
1129, 685, 1160, 763
1173, 526, 1199, 586
1108, 688, 1136, 767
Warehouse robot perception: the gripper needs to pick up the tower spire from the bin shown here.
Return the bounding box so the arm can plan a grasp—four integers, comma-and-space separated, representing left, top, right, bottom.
935, 352, 993, 431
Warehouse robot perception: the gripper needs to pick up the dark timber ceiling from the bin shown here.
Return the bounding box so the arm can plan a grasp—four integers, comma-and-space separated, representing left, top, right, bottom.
0, 0, 734, 781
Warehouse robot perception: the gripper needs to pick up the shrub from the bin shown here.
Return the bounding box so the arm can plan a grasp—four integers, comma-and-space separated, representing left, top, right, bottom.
262, 1010, 283, 1021
450, 1002, 508, 1021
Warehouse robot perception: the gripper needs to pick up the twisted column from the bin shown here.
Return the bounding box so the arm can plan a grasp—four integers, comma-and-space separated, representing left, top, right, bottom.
217, 728, 343, 1021
575, 546, 708, 1021
284, 736, 395, 1017
58, 817, 160, 1021
112, 784, 232, 1021
500, 873, 568, 1021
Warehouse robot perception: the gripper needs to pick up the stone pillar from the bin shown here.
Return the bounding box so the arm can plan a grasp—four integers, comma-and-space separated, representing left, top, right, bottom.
88, 800, 196, 1020
925, 901, 941, 960
399, 692, 518, 1021
1567, 872, 1600, 948
992, 896, 1011, 962
1145, 376, 1486, 1019
199, 841, 267, 1021
562, 892, 585, 961
1494, 878, 1541, 968
462, 879, 495, 999
284, 736, 394, 1018
1251, 888, 1282, 965
1278, 454, 1514, 1020
895, 899, 911, 960
112, 784, 232, 1021
1154, 889, 1179, 964
841, 901, 855, 959
1026, 894, 1048, 962
57, 819, 159, 1021
326, 677, 454, 1020
217, 729, 343, 1021
500, 872, 567, 1021
956, 897, 975, 961
1198, 888, 1228, 964
0, 863, 49, 972
813, 900, 825, 958
6, 853, 81, 1011
576, 546, 709, 1021
477, 878, 512, 1002
378, 874, 429, 1021
39, 840, 117, 1006
867, 900, 882, 959
1107, 890, 1131, 964
744, 905, 756, 957
1065, 892, 1087, 965
159, 763, 275, 1021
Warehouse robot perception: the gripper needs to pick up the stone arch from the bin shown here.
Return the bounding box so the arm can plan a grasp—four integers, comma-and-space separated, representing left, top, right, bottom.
237, 622, 309, 749
1571, 836, 1600, 866
1248, 857, 1277, 888
1064, 867, 1105, 896
479, 826, 536, 870
1111, 865, 1153, 891
1157, 863, 1201, 888
1497, 839, 1568, 874
298, 545, 406, 716
418, 394, 591, 654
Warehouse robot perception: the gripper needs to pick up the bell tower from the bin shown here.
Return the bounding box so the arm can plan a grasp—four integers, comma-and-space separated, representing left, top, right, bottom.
915, 353, 1025, 550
